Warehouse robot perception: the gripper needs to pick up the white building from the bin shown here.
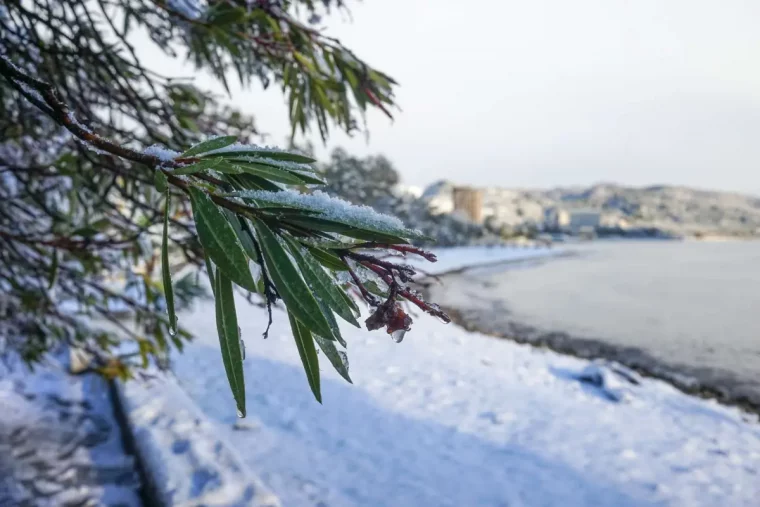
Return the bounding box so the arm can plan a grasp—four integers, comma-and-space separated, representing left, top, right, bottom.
544, 207, 602, 234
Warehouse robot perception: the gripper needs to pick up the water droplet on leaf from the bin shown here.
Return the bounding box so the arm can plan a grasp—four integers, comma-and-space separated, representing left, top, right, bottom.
239, 338, 245, 360
237, 409, 245, 418
391, 329, 406, 343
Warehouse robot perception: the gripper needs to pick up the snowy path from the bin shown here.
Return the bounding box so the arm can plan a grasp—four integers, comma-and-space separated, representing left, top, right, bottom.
0, 354, 142, 506
171, 297, 760, 507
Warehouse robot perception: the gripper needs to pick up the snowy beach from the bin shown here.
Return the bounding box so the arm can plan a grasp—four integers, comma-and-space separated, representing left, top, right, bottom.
429, 241, 760, 412
5, 246, 759, 506
165, 254, 760, 506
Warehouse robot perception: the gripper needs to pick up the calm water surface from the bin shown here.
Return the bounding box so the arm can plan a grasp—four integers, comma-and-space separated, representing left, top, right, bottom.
433, 240, 760, 408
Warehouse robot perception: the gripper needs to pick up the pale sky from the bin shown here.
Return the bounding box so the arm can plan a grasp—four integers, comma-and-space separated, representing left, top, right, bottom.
138, 0, 760, 195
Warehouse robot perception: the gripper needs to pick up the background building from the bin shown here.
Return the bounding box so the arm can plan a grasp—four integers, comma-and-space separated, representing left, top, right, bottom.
452, 186, 484, 224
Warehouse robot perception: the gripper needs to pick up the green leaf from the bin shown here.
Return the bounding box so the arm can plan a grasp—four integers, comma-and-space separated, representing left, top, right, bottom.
201, 147, 315, 164
233, 155, 319, 174
161, 193, 177, 334
47, 248, 58, 290
229, 161, 305, 185
208, 5, 246, 25
172, 157, 224, 175
154, 170, 168, 192
227, 173, 284, 192
249, 218, 335, 339
211, 159, 249, 174
364, 279, 389, 299
283, 236, 360, 329
336, 284, 360, 316
204, 255, 216, 295
222, 210, 258, 263
313, 334, 352, 384
181, 135, 237, 157
215, 271, 246, 417
306, 246, 348, 271
289, 171, 327, 186
288, 311, 322, 403
229, 191, 423, 242
188, 187, 257, 291
283, 216, 412, 243
154, 324, 168, 352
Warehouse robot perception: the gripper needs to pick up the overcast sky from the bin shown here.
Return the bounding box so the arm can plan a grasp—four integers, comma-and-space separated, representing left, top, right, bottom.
139, 0, 760, 194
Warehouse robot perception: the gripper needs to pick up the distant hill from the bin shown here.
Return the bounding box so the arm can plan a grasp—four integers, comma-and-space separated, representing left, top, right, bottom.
421, 182, 760, 238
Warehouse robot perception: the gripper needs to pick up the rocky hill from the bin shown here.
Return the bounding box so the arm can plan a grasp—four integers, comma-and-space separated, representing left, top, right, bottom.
422, 182, 760, 238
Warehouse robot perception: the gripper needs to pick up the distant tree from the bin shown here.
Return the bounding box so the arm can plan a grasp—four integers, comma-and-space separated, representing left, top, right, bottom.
322, 147, 400, 206
0, 1, 448, 413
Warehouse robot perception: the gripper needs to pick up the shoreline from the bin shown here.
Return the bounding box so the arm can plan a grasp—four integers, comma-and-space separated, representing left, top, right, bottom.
419, 251, 760, 416
437, 305, 760, 416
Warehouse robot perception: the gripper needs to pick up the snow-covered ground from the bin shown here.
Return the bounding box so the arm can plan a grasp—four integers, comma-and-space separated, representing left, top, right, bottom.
0, 352, 141, 506
171, 294, 760, 507
116, 371, 280, 506
404, 245, 563, 276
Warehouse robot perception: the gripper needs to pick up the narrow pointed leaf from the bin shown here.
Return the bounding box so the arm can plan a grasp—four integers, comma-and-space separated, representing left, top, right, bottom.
284, 216, 412, 243
201, 147, 315, 164
181, 135, 237, 157
209, 159, 246, 174
205, 255, 216, 296
283, 237, 348, 346
230, 161, 304, 184
189, 187, 256, 291
161, 192, 177, 333
288, 311, 322, 402
289, 171, 326, 185
215, 271, 246, 416
250, 218, 335, 339
172, 157, 223, 175
154, 170, 168, 192
47, 248, 58, 290
227, 191, 424, 242
284, 236, 360, 329
313, 335, 352, 384
305, 246, 348, 271
321, 302, 347, 347
222, 209, 258, 262
227, 173, 284, 192
336, 285, 361, 316
230, 156, 319, 174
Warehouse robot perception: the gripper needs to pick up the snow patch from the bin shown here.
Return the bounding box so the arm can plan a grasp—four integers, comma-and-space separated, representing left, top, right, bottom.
116, 371, 280, 506
143, 144, 180, 162
0, 352, 141, 506
171, 294, 760, 507
201, 142, 307, 158
167, 0, 207, 20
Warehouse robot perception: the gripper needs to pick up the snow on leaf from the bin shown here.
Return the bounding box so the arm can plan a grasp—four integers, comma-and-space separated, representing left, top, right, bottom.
199, 142, 316, 164
228, 189, 424, 240
144, 144, 180, 162
180, 135, 237, 158
167, 0, 207, 20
